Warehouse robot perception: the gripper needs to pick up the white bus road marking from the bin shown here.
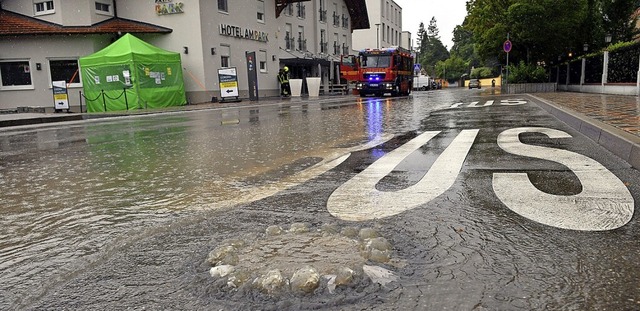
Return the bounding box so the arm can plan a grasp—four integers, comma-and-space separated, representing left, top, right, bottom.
449, 99, 527, 109
327, 129, 479, 221
493, 127, 634, 231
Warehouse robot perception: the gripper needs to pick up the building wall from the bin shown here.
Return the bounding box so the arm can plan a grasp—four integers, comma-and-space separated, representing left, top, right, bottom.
0, 0, 361, 109
352, 0, 404, 51
1, 0, 112, 25
0, 35, 111, 109
400, 30, 412, 51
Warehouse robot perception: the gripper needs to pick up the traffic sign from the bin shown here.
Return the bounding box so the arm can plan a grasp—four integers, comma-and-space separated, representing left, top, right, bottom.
503, 40, 512, 53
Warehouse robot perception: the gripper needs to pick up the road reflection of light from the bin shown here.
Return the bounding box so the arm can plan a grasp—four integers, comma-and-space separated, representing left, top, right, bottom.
371, 147, 385, 159
367, 99, 383, 140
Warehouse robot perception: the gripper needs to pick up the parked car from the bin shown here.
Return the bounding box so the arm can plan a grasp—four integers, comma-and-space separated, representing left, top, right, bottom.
468, 79, 481, 89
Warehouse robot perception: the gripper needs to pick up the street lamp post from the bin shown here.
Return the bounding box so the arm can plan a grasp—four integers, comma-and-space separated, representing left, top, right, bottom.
375, 23, 380, 49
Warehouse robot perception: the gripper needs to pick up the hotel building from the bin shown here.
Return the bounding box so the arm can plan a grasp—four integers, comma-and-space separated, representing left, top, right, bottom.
0, 0, 369, 110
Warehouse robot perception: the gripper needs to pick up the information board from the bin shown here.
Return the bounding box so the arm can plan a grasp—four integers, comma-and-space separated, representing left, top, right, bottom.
52, 80, 69, 110
217, 67, 239, 99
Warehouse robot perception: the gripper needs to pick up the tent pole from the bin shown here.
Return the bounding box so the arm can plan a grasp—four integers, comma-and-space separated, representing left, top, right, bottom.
123, 88, 129, 110
101, 90, 107, 112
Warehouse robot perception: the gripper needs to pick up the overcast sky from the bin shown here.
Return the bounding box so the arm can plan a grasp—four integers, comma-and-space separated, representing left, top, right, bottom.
393, 0, 469, 50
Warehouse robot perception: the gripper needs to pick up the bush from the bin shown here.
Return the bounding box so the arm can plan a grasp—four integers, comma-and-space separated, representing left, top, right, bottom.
507, 61, 548, 83
470, 67, 493, 79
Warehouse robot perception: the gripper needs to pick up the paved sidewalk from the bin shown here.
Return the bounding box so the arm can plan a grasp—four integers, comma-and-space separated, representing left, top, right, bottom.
533, 92, 640, 137
531, 92, 640, 169
0, 95, 354, 128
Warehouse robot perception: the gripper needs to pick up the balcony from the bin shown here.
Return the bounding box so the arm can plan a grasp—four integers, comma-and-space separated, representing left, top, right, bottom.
297, 38, 307, 51
342, 44, 349, 55
296, 3, 306, 19
319, 9, 327, 22
285, 35, 295, 50
320, 41, 328, 54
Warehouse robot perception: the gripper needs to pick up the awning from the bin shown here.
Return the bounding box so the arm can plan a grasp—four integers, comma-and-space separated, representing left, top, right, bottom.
280, 57, 331, 67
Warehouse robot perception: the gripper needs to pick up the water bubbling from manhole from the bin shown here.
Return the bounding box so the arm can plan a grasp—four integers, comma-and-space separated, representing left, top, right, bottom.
206, 222, 403, 296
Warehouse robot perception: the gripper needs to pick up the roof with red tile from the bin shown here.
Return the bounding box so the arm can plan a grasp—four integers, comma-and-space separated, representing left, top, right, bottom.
0, 9, 172, 36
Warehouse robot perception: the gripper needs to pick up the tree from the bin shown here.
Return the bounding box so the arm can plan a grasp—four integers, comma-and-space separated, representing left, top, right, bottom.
601, 0, 640, 43
464, 0, 587, 66
416, 22, 428, 71
463, 0, 640, 66
435, 55, 469, 81
418, 17, 450, 76
427, 17, 440, 39
451, 24, 481, 71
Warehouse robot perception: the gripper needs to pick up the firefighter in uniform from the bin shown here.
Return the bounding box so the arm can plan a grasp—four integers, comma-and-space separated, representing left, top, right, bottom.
278, 66, 291, 97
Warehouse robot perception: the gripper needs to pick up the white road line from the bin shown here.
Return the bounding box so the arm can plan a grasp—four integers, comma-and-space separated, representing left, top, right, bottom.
493, 127, 634, 231
203, 134, 395, 210
327, 130, 479, 221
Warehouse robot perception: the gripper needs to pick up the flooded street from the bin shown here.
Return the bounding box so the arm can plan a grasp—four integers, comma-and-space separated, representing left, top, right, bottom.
0, 93, 456, 308
2, 89, 639, 310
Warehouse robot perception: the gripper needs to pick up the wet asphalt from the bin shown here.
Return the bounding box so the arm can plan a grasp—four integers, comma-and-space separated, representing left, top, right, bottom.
2, 89, 639, 310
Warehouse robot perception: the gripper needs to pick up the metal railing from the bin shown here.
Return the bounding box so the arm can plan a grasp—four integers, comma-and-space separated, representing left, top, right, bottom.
319, 9, 326, 22
79, 88, 131, 112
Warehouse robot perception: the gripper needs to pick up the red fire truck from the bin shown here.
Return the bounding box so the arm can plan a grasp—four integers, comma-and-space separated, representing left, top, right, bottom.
340, 47, 414, 97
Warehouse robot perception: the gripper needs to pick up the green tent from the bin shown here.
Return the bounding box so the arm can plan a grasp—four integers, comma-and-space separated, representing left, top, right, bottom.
79, 33, 186, 112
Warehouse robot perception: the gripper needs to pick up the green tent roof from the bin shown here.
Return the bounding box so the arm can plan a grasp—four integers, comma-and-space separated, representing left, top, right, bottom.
80, 33, 180, 66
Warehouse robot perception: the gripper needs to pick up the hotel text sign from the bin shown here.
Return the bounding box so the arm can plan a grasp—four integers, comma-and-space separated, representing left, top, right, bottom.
219, 24, 269, 43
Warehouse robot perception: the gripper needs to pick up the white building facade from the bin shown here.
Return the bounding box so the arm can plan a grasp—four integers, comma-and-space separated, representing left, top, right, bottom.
351, 0, 409, 52
0, 0, 369, 110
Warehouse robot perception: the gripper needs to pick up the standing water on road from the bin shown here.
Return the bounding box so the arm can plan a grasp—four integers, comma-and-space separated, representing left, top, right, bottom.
0, 93, 454, 308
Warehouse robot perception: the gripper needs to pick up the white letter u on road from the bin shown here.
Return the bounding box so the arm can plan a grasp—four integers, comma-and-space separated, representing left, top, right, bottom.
493, 127, 634, 231
327, 129, 479, 221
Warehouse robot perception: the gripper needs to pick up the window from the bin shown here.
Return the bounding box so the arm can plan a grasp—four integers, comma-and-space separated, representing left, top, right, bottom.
319, 0, 326, 22
342, 34, 348, 54
296, 2, 305, 19
34, 1, 54, 15
218, 0, 228, 12
297, 26, 306, 51
284, 4, 293, 16
95, 2, 112, 15
385, 1, 389, 18
0, 60, 33, 90
285, 23, 293, 50
49, 59, 81, 87
320, 29, 327, 53
257, 0, 265, 22
220, 45, 230, 67
386, 25, 390, 43
259, 50, 267, 73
